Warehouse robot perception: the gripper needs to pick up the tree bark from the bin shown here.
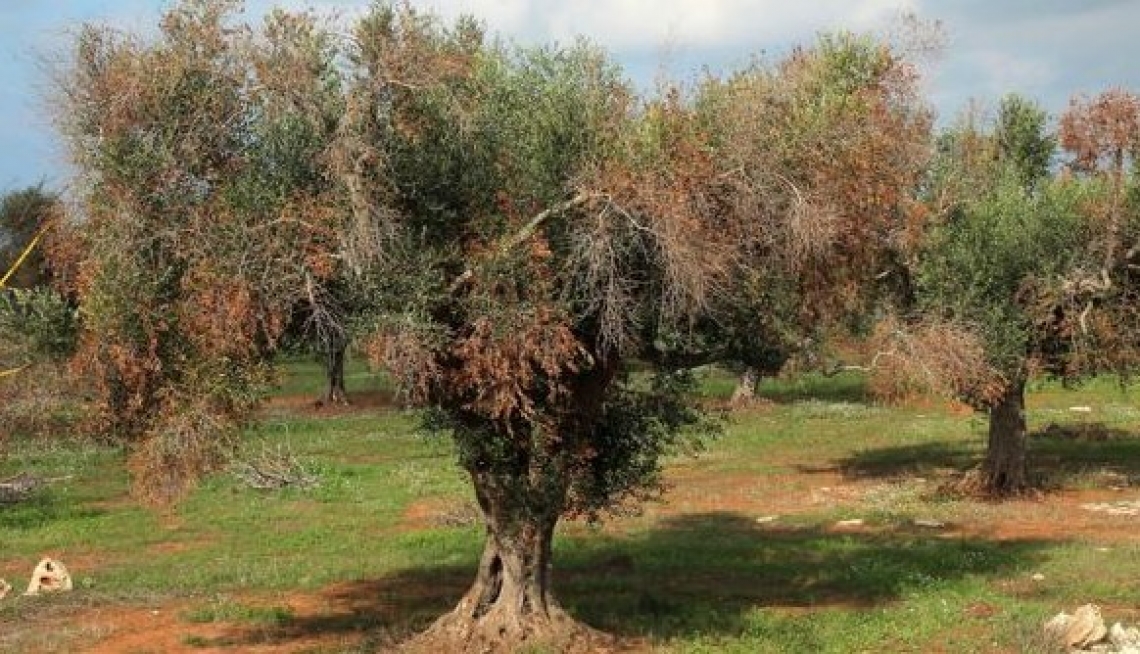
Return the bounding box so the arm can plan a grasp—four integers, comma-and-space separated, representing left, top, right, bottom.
729, 366, 758, 407
404, 475, 605, 653
406, 357, 620, 652
980, 379, 1029, 495
322, 341, 348, 406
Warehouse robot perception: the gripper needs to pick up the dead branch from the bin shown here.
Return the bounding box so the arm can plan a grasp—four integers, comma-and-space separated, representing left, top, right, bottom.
448, 193, 595, 294
229, 446, 319, 490
0, 472, 71, 504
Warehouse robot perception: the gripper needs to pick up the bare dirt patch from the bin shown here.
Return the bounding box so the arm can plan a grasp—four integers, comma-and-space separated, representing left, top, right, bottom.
401, 497, 480, 531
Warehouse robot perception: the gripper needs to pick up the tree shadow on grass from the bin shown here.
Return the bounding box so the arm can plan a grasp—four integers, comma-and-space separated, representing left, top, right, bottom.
838, 422, 1140, 488
756, 373, 871, 405
205, 512, 1050, 649
0, 490, 106, 531
1029, 423, 1140, 487
839, 440, 978, 480
558, 513, 1047, 641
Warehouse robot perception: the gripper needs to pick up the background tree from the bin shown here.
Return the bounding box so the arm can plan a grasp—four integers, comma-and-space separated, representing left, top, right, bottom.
54, 0, 345, 502
0, 185, 80, 444
653, 32, 934, 404
0, 285, 79, 443
282, 278, 353, 406
996, 93, 1056, 189
0, 185, 60, 289
874, 92, 1140, 495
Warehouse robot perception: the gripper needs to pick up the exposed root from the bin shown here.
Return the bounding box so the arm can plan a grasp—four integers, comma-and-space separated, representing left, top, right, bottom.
400, 600, 614, 654
941, 467, 1043, 500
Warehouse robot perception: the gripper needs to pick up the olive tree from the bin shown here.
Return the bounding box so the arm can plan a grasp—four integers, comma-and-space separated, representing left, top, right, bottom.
54, 0, 345, 501
0, 185, 81, 442
875, 92, 1140, 495
648, 32, 934, 403
0, 185, 60, 289
335, 9, 934, 649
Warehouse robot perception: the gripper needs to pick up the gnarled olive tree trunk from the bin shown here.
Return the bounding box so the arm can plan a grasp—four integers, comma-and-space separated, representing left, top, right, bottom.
406, 362, 618, 653
405, 463, 610, 653
413, 476, 585, 651
979, 379, 1029, 495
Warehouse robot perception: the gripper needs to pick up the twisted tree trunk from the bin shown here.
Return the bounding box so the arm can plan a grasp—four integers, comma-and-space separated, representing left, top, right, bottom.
405, 472, 605, 653
405, 359, 618, 653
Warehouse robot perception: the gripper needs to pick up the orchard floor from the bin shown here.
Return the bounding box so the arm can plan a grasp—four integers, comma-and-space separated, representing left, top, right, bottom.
3, 366, 1140, 653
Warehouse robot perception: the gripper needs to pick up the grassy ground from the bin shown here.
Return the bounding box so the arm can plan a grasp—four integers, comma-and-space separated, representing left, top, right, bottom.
2, 361, 1139, 652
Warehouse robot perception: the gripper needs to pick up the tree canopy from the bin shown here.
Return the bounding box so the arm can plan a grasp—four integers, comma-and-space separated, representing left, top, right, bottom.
55, 0, 346, 502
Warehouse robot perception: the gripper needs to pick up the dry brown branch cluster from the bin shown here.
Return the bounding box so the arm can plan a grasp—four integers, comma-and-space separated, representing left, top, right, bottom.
867, 316, 1007, 407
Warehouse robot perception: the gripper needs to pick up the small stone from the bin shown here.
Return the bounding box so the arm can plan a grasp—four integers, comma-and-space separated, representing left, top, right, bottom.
914, 519, 946, 529
1045, 612, 1072, 640
1070, 406, 1093, 413
755, 515, 779, 524
1064, 604, 1108, 649
1110, 622, 1140, 648
835, 519, 864, 528
1031, 573, 1046, 581
0, 579, 10, 600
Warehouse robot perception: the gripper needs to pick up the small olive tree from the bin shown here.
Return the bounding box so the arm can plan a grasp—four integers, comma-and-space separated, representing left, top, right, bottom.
0, 185, 60, 289
874, 92, 1140, 495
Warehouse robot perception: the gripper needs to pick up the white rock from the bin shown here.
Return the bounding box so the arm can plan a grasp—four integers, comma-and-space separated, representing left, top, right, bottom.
1110, 622, 1140, 648
1064, 604, 1108, 649
914, 519, 946, 528
835, 519, 864, 528
24, 558, 72, 596
1031, 573, 1046, 581
0, 579, 10, 600
755, 515, 779, 524
1044, 611, 1071, 640
1070, 406, 1093, 413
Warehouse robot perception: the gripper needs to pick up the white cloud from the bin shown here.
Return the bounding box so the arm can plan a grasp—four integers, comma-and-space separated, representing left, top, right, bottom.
397, 0, 916, 52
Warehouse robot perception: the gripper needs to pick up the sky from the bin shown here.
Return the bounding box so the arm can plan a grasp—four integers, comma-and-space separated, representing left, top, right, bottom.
2, 0, 1139, 192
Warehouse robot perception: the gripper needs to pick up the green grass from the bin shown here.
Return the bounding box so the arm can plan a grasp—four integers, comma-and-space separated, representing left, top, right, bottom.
269, 354, 394, 399
2, 363, 1140, 652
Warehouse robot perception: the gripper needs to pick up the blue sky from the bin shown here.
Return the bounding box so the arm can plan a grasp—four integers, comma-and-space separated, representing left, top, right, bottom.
3, 0, 1140, 193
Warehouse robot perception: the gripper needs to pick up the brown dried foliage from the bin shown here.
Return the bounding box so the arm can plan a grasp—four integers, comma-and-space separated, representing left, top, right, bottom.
1059, 89, 1140, 174
448, 309, 590, 427
867, 316, 1007, 408
699, 36, 932, 326
128, 398, 235, 504
571, 94, 743, 353
53, 1, 345, 502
